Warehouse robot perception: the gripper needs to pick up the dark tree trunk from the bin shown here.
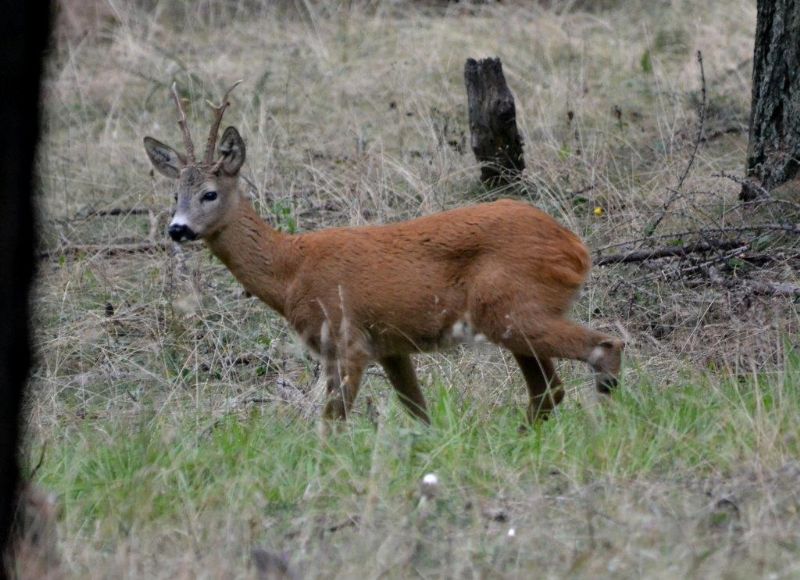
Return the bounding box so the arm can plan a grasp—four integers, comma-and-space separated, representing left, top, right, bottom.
0, 0, 49, 570
464, 58, 525, 187
744, 0, 800, 200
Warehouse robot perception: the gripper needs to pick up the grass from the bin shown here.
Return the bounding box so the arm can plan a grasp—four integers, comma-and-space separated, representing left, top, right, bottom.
32, 354, 800, 577
23, 0, 800, 577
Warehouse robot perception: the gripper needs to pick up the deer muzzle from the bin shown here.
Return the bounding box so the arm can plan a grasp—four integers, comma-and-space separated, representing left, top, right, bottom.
168, 223, 198, 242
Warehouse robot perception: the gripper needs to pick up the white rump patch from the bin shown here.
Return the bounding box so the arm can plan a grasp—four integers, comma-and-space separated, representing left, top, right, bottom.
451, 320, 468, 339
446, 318, 489, 347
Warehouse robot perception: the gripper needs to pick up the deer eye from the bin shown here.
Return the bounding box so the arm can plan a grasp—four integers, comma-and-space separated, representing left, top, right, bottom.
201, 191, 218, 202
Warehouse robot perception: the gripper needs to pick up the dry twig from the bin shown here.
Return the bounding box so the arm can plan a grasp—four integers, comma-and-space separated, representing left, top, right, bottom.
39, 242, 172, 260
645, 50, 706, 237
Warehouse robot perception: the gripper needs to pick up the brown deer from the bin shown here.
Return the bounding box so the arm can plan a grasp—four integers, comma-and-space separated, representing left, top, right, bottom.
143, 82, 623, 434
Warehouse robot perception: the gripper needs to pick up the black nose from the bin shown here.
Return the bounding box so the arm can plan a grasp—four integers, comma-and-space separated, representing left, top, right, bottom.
168, 224, 197, 242
596, 376, 618, 395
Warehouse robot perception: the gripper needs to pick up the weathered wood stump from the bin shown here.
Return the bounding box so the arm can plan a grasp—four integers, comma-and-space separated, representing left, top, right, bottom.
464, 57, 525, 186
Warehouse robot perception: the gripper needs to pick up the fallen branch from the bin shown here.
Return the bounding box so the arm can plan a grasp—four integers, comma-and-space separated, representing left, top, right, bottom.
671, 245, 749, 278
700, 125, 747, 143
326, 516, 359, 534
686, 278, 800, 298
675, 51, 707, 192
596, 223, 800, 253
79, 207, 152, 218
749, 281, 800, 297
38, 241, 172, 260
566, 183, 597, 197
595, 240, 745, 266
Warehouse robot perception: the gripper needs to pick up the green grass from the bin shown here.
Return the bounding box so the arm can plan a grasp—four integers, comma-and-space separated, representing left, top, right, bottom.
32, 352, 800, 576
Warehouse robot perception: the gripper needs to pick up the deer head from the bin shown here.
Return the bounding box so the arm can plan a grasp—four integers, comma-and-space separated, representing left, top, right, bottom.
143, 81, 245, 242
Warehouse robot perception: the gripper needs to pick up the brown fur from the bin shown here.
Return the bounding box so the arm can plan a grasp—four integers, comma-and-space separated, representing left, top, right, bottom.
144, 89, 623, 432
205, 197, 623, 428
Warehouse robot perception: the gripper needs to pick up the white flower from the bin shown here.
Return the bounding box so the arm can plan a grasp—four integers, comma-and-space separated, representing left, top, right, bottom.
507, 528, 516, 538
420, 473, 439, 500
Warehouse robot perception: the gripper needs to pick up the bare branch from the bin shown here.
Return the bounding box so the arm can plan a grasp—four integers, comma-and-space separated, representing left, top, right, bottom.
595, 223, 800, 253
39, 242, 173, 260
714, 170, 770, 199
78, 207, 151, 219
686, 278, 800, 298
645, 50, 706, 237
749, 281, 800, 297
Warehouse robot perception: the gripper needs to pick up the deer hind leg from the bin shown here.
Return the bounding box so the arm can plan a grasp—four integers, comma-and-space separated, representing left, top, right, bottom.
379, 354, 430, 424
496, 315, 623, 394
513, 354, 563, 422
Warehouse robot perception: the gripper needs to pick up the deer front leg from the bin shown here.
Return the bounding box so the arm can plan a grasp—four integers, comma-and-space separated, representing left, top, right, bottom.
320, 347, 368, 435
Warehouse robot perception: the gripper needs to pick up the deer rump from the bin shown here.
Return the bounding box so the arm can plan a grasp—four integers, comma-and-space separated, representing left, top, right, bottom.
286, 199, 591, 358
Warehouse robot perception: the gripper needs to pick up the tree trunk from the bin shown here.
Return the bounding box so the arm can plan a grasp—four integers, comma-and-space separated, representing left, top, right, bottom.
744, 0, 800, 200
0, 0, 49, 567
464, 58, 525, 187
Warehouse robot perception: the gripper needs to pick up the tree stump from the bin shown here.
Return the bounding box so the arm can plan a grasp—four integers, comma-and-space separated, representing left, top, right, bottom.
744, 0, 800, 200
464, 57, 525, 187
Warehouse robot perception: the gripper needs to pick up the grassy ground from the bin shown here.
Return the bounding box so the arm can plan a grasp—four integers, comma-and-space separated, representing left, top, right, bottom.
23, 0, 800, 577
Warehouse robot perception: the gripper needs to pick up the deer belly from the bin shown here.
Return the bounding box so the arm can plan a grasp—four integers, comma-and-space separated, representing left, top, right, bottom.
368, 312, 488, 354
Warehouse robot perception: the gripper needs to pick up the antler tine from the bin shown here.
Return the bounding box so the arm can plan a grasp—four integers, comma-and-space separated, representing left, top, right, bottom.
171, 82, 196, 164
203, 79, 243, 165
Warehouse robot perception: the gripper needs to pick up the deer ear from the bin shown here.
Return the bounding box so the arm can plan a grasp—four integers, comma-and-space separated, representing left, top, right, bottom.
144, 137, 184, 179
217, 126, 246, 175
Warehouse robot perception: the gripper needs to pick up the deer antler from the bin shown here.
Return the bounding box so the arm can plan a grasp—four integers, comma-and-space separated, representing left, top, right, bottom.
203, 80, 243, 165
171, 82, 196, 164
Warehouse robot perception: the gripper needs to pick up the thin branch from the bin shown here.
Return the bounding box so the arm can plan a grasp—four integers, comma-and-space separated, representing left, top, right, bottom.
645, 50, 706, 237
38, 241, 174, 260
566, 183, 597, 197
77, 207, 152, 219
671, 245, 749, 278
686, 278, 800, 298
700, 125, 747, 142
676, 51, 707, 191
595, 223, 800, 253
749, 281, 800, 297
714, 170, 770, 198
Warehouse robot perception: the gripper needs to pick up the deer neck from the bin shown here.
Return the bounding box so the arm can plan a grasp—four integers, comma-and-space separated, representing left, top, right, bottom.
205, 198, 299, 317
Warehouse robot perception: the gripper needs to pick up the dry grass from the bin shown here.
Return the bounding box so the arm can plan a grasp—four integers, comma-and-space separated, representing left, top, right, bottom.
21, 0, 800, 578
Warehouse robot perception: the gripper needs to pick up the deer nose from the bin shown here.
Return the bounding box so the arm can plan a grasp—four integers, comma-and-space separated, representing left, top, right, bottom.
168, 223, 197, 242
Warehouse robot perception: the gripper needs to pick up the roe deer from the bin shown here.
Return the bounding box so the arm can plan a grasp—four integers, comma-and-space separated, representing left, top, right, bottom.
143, 82, 624, 433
